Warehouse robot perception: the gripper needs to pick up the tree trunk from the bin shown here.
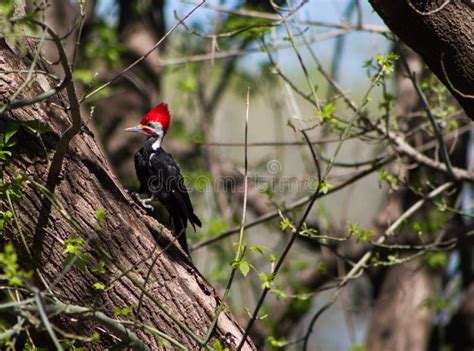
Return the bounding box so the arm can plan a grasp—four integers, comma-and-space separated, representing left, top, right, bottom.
0, 39, 254, 350
366, 260, 435, 351
369, 0, 474, 119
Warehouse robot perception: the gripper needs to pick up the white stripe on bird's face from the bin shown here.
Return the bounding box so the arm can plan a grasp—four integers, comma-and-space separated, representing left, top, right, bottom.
125, 121, 164, 140
151, 126, 164, 150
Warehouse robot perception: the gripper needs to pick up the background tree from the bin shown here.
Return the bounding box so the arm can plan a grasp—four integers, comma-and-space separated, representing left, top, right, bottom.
1, 0, 473, 350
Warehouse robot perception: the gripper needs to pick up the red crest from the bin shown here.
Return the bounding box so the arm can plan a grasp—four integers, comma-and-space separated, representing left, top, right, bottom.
140, 103, 171, 134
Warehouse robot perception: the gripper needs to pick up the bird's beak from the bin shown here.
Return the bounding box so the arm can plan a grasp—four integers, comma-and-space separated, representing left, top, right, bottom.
124, 125, 145, 133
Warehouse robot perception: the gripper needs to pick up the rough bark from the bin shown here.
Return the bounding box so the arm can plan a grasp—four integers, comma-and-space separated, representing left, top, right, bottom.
0, 40, 254, 350
366, 260, 436, 351
369, 0, 474, 118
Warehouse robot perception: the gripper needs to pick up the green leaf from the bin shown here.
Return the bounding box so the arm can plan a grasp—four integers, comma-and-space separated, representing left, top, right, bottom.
250, 245, 266, 255
179, 77, 198, 93
423, 294, 449, 312
387, 254, 400, 264
114, 305, 133, 316
3, 123, 19, 145
371, 253, 382, 266
300, 222, 318, 237
239, 260, 250, 276
0, 150, 12, 160
448, 120, 458, 131
379, 168, 399, 190
74, 69, 95, 85
356, 229, 375, 243
91, 259, 106, 274
63, 237, 85, 256
320, 179, 333, 194
412, 222, 423, 236
266, 336, 288, 348
279, 218, 295, 232
316, 103, 335, 120
317, 261, 327, 273
95, 208, 106, 220
426, 252, 447, 269
23, 341, 49, 351
95, 208, 106, 230
375, 53, 399, 75
349, 222, 375, 242
213, 339, 224, 351
0, 210, 13, 231
349, 223, 360, 236
0, 243, 32, 286
295, 292, 312, 300
269, 254, 277, 264
436, 199, 448, 212
93, 282, 105, 291
60, 338, 86, 350
0, 1, 14, 17
270, 286, 288, 301
258, 272, 275, 289
158, 337, 166, 348
63, 237, 92, 271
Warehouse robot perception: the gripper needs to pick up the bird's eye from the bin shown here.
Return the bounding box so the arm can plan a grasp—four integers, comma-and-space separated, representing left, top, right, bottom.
148, 122, 161, 130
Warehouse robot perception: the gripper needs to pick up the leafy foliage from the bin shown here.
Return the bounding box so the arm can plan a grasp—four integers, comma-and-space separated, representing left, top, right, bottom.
0, 243, 32, 286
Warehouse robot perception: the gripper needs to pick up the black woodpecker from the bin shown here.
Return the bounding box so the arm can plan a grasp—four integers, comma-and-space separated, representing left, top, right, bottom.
125, 103, 201, 255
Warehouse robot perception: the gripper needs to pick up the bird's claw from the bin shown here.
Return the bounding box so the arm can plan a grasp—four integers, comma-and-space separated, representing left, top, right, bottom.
139, 199, 154, 210
137, 196, 155, 210
127, 190, 154, 210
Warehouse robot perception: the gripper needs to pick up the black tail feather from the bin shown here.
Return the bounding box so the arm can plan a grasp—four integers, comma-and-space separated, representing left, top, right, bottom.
189, 213, 202, 231
171, 213, 190, 256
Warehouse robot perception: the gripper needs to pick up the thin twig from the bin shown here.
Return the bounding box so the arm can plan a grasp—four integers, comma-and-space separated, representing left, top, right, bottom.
202, 88, 251, 345
0, 29, 47, 114
300, 182, 453, 350
399, 52, 455, 178
80, 1, 206, 102
159, 29, 349, 66
285, 23, 320, 110
192, 155, 392, 251
185, 1, 388, 32
34, 291, 63, 351
46, 302, 152, 351
237, 125, 322, 350
195, 138, 345, 147
99, 252, 205, 346
192, 121, 470, 251
298, 37, 473, 182
71, 0, 87, 72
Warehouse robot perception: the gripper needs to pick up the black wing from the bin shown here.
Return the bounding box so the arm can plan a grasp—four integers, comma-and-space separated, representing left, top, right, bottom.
151, 150, 202, 231
133, 146, 150, 194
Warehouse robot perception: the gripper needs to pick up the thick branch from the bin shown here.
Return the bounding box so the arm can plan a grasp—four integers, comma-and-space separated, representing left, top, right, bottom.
369, 0, 474, 118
